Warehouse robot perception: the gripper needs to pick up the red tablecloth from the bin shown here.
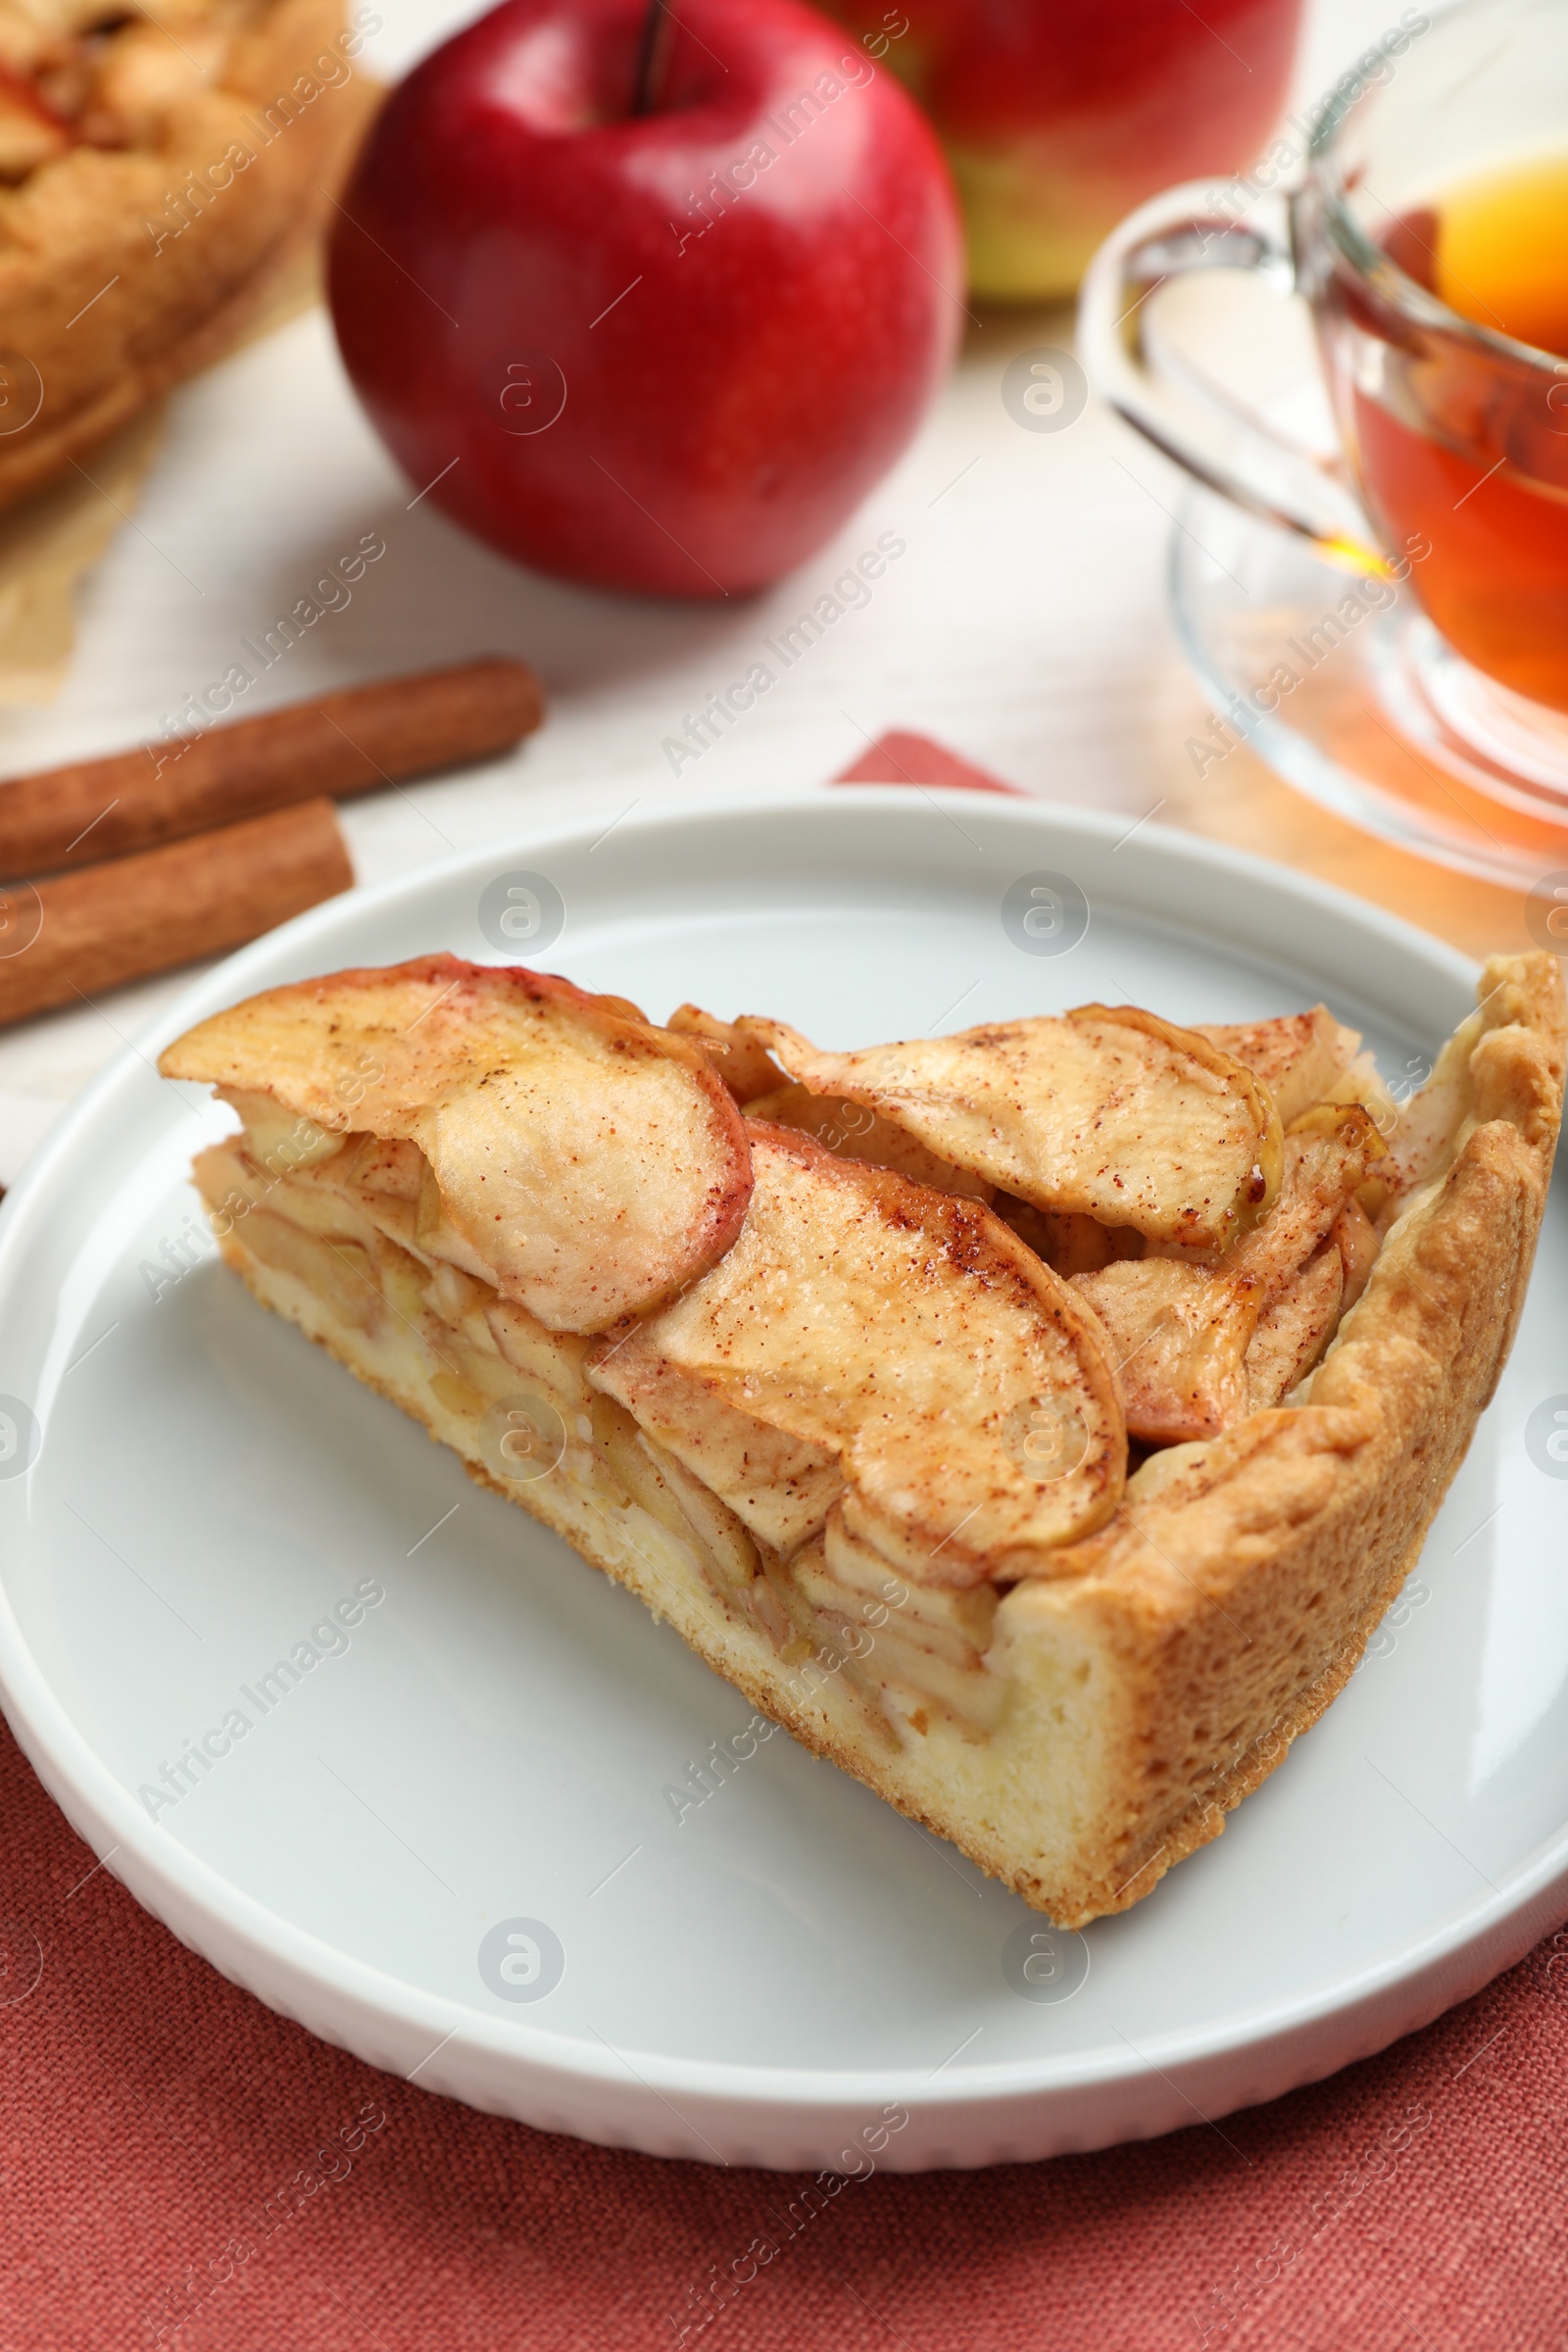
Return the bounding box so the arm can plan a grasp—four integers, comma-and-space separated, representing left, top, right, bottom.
5, 737, 1564, 2350
4, 1713, 1566, 2351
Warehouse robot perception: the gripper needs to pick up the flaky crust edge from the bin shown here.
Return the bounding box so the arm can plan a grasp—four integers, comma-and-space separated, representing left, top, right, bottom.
1009, 952, 1567, 1924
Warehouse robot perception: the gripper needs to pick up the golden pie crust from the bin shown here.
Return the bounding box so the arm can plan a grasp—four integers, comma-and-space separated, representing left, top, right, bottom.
161, 952, 1566, 1927
0, 0, 378, 513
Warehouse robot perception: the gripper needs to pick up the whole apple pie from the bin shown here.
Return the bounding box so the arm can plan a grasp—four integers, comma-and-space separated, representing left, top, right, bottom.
160, 951, 1565, 1926
0, 0, 376, 513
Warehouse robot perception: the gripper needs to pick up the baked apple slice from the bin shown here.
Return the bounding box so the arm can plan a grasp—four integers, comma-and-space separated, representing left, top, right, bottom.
1076, 1104, 1388, 1441
737, 1004, 1282, 1251
1197, 1006, 1397, 1136
672, 1006, 991, 1199
664, 1003, 787, 1104
743, 1081, 995, 1201
1243, 1243, 1346, 1415
584, 1343, 844, 1558
160, 956, 752, 1333
1196, 1006, 1351, 1123
589, 1122, 1127, 1586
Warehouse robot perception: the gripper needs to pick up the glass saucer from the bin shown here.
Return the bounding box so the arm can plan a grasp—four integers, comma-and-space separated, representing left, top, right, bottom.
1169, 484, 1568, 891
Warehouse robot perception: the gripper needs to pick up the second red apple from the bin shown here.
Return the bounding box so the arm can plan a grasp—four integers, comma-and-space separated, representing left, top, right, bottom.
328, 0, 962, 598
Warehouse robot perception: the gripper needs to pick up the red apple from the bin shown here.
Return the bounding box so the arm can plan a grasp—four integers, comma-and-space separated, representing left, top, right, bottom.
819, 0, 1303, 302
327, 0, 962, 598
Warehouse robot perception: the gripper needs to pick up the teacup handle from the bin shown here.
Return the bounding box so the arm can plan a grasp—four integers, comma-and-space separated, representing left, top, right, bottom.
1078, 180, 1379, 568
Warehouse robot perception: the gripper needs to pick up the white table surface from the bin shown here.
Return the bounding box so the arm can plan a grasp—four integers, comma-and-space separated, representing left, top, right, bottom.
0, 0, 1507, 1188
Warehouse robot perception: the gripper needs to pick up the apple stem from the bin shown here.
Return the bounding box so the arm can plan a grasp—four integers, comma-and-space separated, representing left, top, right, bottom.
631, 0, 673, 116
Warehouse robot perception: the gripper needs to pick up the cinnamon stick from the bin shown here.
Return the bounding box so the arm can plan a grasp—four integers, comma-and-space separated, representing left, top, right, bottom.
0, 800, 352, 1027
0, 659, 543, 880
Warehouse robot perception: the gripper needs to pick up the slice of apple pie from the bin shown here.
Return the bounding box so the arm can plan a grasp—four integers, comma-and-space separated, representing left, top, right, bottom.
160, 950, 1565, 1927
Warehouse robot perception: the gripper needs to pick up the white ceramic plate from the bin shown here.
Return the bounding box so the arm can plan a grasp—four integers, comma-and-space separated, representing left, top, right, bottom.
2, 788, 1565, 2172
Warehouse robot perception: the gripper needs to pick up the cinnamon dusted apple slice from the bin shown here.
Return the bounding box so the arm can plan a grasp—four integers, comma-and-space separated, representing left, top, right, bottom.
159, 956, 752, 1333
745, 1082, 995, 1201
672, 1006, 989, 1197
1077, 1103, 1387, 1442
1243, 1244, 1345, 1415
1196, 1007, 1352, 1124
737, 1004, 1282, 1251
584, 1343, 844, 1557
1197, 1007, 1397, 1136
1150, 1102, 1386, 1276
1070, 1258, 1259, 1445
589, 1122, 1126, 1586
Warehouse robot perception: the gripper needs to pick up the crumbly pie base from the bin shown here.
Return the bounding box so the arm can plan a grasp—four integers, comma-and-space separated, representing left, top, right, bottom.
173, 954, 1564, 1928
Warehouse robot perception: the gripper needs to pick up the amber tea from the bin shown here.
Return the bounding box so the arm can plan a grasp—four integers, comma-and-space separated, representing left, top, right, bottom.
1328, 155, 1568, 710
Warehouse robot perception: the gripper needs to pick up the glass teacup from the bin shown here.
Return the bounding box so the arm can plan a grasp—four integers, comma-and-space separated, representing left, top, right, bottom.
1080, 0, 1568, 820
